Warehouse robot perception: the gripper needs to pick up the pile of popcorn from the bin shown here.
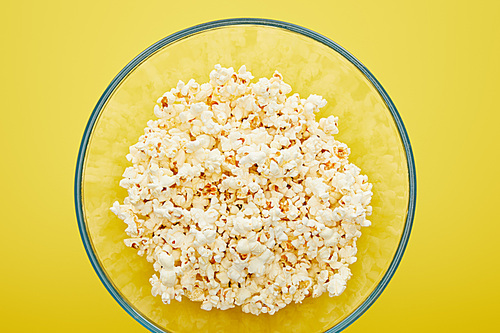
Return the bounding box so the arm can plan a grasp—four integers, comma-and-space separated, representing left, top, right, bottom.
111, 65, 373, 315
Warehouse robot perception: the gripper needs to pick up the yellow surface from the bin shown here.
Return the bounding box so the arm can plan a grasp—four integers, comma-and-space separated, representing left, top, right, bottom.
1, 1, 499, 332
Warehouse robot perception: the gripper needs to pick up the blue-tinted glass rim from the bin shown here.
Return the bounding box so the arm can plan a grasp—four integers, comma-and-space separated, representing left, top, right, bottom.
74, 17, 416, 333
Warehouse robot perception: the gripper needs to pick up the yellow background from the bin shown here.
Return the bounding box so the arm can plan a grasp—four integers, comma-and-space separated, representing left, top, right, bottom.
1, 0, 498, 332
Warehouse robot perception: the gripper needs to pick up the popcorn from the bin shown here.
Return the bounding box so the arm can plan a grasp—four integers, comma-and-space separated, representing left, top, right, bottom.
319, 115, 339, 135
111, 65, 373, 316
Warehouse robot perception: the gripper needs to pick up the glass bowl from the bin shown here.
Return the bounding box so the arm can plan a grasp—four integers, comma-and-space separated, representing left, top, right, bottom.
75, 18, 416, 333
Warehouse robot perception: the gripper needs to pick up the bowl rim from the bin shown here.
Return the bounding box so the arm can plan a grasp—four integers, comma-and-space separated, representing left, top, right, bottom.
74, 17, 416, 333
